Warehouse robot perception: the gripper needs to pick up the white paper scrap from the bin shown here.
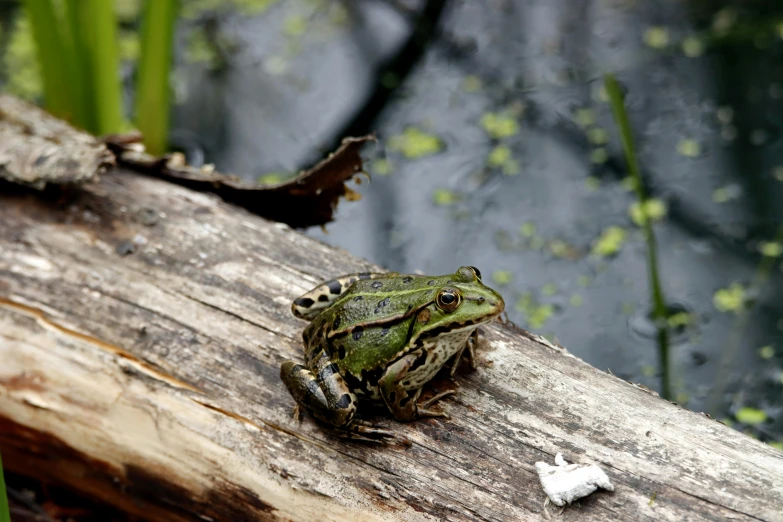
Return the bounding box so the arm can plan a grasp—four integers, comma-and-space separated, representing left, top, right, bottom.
535, 453, 614, 507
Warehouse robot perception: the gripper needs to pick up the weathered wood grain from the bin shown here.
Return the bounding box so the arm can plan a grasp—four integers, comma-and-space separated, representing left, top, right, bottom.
1, 172, 781, 522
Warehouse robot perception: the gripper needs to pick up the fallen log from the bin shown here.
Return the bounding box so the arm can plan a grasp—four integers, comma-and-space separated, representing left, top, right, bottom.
1, 166, 782, 521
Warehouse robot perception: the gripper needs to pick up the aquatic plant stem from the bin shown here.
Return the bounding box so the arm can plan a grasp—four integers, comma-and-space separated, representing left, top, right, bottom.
604, 74, 672, 400
0, 451, 9, 522
22, 0, 81, 124
65, 0, 124, 135
137, 0, 179, 155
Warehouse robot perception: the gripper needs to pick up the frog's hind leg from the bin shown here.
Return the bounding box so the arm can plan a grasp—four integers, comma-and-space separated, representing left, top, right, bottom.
291, 272, 392, 319
280, 350, 358, 428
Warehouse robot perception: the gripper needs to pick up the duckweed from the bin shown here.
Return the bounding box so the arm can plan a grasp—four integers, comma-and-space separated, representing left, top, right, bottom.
389, 127, 443, 158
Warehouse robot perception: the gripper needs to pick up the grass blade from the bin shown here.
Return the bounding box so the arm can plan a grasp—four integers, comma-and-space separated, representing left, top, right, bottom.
136, 0, 179, 155
604, 73, 672, 400
0, 451, 10, 522
65, 0, 124, 135
21, 0, 77, 122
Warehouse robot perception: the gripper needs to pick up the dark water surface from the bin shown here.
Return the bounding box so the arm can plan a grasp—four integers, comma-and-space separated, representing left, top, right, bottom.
5, 0, 783, 444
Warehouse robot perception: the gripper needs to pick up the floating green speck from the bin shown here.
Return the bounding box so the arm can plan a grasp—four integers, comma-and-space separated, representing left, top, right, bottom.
432, 188, 458, 206
570, 294, 583, 307
590, 148, 608, 164
587, 127, 609, 145
519, 222, 537, 238
675, 392, 689, 405
529, 235, 545, 250
480, 112, 519, 139
681, 36, 704, 57
760, 241, 783, 257
462, 75, 482, 92
542, 283, 557, 296
528, 304, 554, 329
578, 275, 591, 287
548, 240, 568, 258
492, 270, 513, 286
758, 345, 775, 359
574, 108, 596, 128
585, 176, 600, 191
667, 312, 692, 329
488, 145, 512, 167
735, 407, 767, 425
621, 176, 638, 192
621, 302, 636, 315
713, 283, 746, 313
284, 15, 307, 37
773, 166, 783, 181
258, 172, 286, 185
770, 441, 783, 452
372, 159, 393, 176
591, 226, 627, 257
644, 27, 670, 48
629, 199, 667, 226
389, 127, 443, 159
265, 55, 289, 75
677, 139, 701, 157
641, 365, 656, 377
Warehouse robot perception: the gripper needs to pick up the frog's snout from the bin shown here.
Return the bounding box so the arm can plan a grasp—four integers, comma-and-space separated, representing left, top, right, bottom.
487, 290, 505, 316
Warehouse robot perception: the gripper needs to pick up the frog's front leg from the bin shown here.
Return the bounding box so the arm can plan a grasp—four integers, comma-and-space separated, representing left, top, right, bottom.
449, 329, 479, 377
379, 352, 455, 422
280, 350, 358, 428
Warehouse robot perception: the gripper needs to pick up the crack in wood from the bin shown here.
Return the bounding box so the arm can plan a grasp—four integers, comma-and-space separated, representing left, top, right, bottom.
0, 295, 202, 394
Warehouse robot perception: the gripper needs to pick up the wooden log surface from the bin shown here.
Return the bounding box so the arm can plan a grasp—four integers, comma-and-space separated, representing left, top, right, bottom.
1, 171, 782, 522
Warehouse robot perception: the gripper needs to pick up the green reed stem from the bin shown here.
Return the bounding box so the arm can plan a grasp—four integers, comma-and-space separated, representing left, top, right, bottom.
137, 0, 179, 155
604, 74, 672, 400
21, 0, 82, 124
64, 0, 124, 135
0, 451, 10, 522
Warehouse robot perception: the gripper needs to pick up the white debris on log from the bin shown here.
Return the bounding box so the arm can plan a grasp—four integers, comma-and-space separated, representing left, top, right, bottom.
535, 453, 614, 507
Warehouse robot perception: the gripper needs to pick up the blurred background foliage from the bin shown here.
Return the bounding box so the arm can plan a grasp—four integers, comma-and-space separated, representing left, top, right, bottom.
1, 0, 782, 452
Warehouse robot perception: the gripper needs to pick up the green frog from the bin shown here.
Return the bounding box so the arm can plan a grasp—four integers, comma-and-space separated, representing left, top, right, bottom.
280, 266, 505, 441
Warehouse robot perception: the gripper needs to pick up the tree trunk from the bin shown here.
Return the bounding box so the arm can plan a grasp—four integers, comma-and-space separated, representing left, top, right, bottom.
1, 170, 782, 522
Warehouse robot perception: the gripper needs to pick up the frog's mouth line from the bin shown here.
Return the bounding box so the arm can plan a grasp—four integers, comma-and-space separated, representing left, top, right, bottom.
414, 315, 498, 342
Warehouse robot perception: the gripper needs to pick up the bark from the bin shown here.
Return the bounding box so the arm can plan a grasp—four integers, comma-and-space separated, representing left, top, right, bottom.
1, 170, 782, 522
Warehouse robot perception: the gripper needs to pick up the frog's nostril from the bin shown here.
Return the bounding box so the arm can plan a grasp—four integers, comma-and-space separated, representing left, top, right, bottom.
477, 297, 485, 303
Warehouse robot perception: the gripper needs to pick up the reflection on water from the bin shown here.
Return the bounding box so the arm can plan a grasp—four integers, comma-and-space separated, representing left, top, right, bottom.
2, 0, 781, 444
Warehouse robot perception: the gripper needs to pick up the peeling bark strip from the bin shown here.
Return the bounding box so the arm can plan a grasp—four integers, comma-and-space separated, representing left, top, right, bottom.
1, 173, 782, 522
0, 95, 114, 187
105, 133, 376, 228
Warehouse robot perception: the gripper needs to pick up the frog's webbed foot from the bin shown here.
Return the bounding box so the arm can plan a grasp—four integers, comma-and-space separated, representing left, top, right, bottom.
449, 329, 479, 377
336, 420, 412, 446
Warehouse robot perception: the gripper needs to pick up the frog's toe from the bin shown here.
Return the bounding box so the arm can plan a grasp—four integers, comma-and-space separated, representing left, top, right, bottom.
415, 407, 450, 420
340, 421, 411, 446
419, 390, 455, 409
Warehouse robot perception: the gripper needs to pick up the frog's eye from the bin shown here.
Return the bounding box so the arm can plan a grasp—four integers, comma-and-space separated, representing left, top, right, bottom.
468, 266, 482, 280
436, 288, 461, 312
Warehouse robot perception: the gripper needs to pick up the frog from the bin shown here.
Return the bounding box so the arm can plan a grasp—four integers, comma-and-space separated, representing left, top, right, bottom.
280, 266, 505, 441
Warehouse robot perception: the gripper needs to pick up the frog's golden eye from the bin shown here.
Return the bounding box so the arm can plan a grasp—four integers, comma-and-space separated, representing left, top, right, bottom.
467, 266, 482, 280
436, 288, 461, 312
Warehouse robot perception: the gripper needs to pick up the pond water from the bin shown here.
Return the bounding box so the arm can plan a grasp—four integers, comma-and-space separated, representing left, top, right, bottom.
4, 0, 783, 445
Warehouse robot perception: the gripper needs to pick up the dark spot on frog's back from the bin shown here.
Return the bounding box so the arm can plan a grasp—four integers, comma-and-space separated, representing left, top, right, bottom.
375, 297, 390, 313
333, 316, 341, 329
403, 276, 413, 283
427, 280, 435, 286
371, 281, 383, 289
294, 297, 315, 308
352, 327, 364, 341
318, 294, 329, 302
336, 394, 353, 409
327, 280, 343, 295
337, 345, 346, 360
381, 327, 390, 336
353, 295, 363, 302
